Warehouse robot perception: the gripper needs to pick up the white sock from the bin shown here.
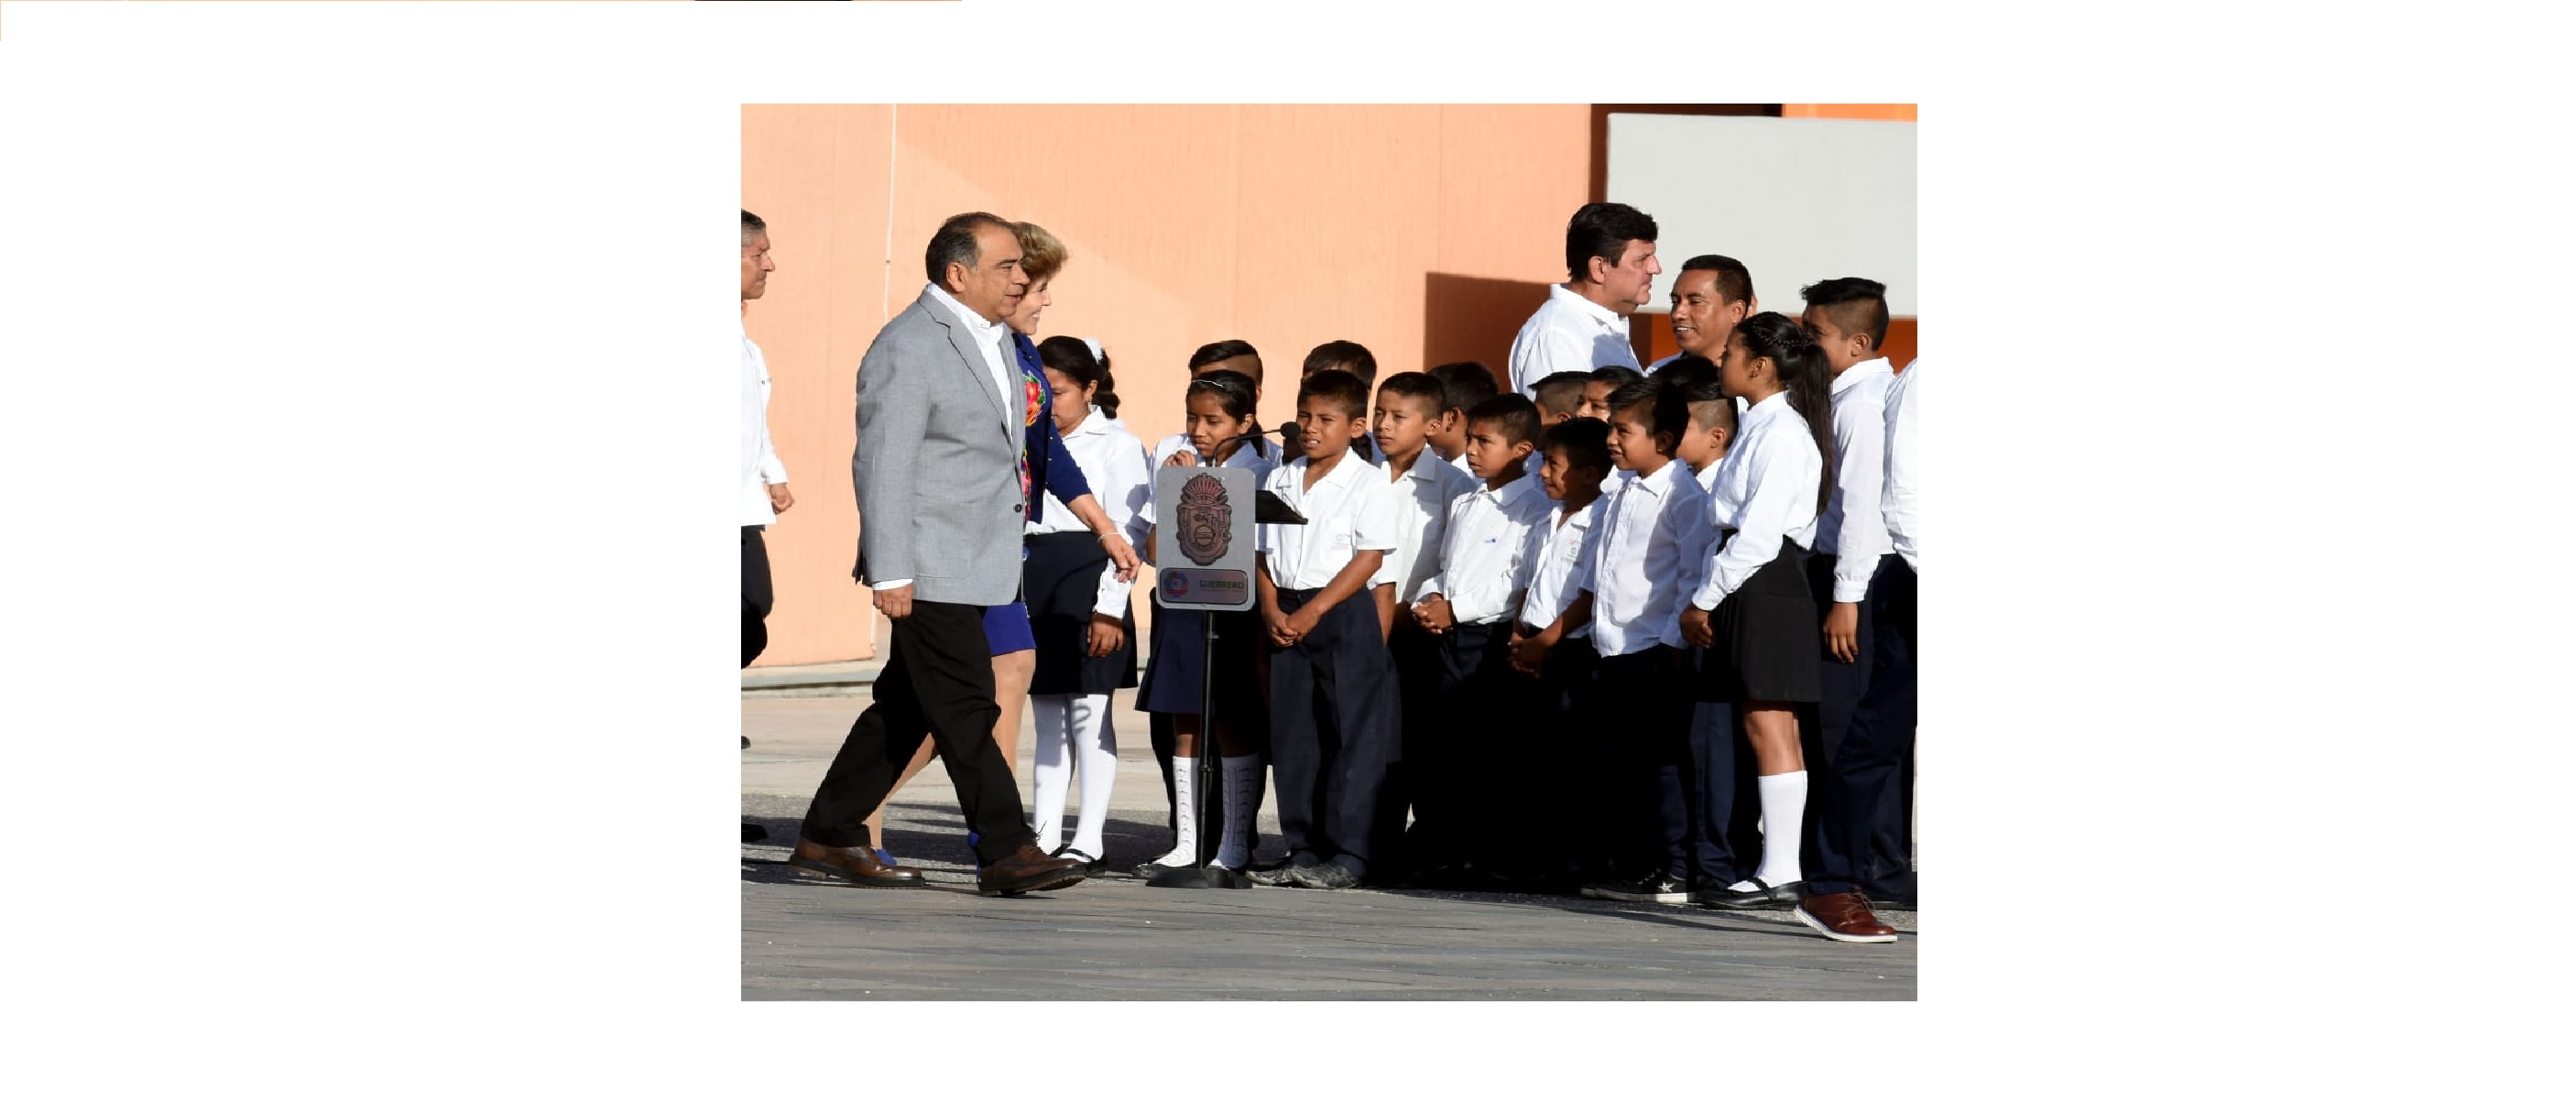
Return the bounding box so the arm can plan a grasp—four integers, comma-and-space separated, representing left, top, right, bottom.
1215, 755, 1261, 869
1027, 694, 1072, 852
1753, 770, 1807, 886
1068, 694, 1117, 859
1152, 756, 1199, 867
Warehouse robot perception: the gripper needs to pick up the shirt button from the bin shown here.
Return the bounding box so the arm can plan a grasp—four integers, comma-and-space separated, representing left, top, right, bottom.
1013, 503, 1025, 513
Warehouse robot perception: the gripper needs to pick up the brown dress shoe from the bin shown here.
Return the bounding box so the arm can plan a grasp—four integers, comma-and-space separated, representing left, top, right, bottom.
1795, 890, 1899, 943
977, 842, 1086, 896
788, 839, 927, 888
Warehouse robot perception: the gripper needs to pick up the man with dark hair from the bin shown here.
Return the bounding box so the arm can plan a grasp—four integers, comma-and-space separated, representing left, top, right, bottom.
1507, 201, 1660, 396
1649, 255, 1757, 374
741, 210, 791, 842
791, 212, 1090, 897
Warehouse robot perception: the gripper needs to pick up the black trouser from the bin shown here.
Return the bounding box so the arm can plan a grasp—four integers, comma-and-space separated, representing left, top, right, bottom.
1822, 558, 1916, 898
1517, 630, 1600, 882
1594, 646, 1692, 879
801, 599, 1034, 866
742, 526, 773, 669
1409, 619, 1512, 871
1684, 652, 1767, 887
1383, 622, 1443, 874
1801, 552, 1914, 895
1268, 587, 1398, 875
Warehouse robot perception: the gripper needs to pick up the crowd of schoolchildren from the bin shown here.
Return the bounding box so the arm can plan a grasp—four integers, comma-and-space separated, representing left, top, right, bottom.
1001, 222, 1918, 945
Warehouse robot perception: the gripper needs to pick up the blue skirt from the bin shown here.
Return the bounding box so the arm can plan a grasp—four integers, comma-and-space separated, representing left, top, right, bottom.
981, 600, 1037, 657
1135, 599, 1262, 715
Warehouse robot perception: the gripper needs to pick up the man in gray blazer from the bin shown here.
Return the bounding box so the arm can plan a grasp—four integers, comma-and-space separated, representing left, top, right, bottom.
791, 213, 1087, 896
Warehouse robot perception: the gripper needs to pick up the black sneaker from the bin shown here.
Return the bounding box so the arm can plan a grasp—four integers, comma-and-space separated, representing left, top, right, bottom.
1290, 861, 1361, 890
1579, 868, 1692, 903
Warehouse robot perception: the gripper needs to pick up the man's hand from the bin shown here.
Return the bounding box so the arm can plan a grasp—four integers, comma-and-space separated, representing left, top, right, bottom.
874, 584, 913, 620
1086, 613, 1125, 658
1680, 605, 1715, 650
1414, 595, 1457, 635
1824, 601, 1860, 663
768, 482, 795, 514
1101, 533, 1141, 582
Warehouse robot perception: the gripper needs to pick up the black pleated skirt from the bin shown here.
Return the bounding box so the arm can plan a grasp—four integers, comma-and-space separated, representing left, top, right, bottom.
1699, 537, 1823, 704
1024, 532, 1138, 695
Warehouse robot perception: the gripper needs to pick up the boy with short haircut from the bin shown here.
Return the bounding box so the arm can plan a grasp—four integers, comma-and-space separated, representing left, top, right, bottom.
1577, 378, 1709, 903
1252, 370, 1403, 890
1282, 341, 1381, 464
1577, 365, 1644, 421
1794, 278, 1915, 914
1507, 417, 1612, 890
1408, 394, 1554, 883
1366, 370, 1479, 878
1530, 370, 1589, 429
1425, 361, 1501, 475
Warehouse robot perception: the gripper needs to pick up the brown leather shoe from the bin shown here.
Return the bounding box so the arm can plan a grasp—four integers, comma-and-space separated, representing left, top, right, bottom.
977, 842, 1087, 896
1795, 890, 1899, 943
788, 839, 927, 888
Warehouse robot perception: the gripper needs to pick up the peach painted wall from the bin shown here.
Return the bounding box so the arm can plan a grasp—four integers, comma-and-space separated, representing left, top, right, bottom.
1782, 104, 1918, 122
743, 104, 1592, 666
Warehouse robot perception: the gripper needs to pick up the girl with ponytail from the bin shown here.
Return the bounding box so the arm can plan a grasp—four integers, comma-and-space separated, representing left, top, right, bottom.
1674, 311, 1830, 911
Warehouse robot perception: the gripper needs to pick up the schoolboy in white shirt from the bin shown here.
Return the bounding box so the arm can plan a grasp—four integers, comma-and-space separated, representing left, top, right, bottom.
1408, 394, 1552, 884
1250, 371, 1403, 890
1364, 371, 1478, 880
1509, 418, 1612, 890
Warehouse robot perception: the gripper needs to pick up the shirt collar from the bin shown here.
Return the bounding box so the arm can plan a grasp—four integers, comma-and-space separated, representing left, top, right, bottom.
1548, 282, 1626, 328
1748, 390, 1795, 419
1633, 457, 1682, 494
924, 281, 1001, 336
1301, 452, 1370, 495
1830, 356, 1894, 399
1398, 449, 1450, 486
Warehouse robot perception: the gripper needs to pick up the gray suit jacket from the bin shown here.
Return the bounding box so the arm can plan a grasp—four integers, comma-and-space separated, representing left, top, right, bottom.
852, 287, 1026, 606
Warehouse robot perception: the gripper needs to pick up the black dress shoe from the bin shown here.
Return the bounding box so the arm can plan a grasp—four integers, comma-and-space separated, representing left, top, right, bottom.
742, 822, 768, 842
1051, 846, 1108, 878
1290, 861, 1360, 890
1696, 879, 1806, 910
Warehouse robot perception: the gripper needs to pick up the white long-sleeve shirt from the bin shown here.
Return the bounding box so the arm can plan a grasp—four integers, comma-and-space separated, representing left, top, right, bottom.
1518, 497, 1603, 639
1031, 407, 1152, 617
1588, 458, 1693, 657
1813, 356, 1897, 603
1689, 391, 1824, 612
1417, 470, 1555, 625
1883, 359, 1918, 572
1370, 449, 1480, 599
1507, 283, 1639, 396
741, 324, 790, 528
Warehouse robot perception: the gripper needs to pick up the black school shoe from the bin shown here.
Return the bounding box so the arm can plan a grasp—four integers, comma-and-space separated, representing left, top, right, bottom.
1289, 861, 1361, 890
1050, 846, 1110, 879
1696, 879, 1806, 910
1579, 868, 1693, 903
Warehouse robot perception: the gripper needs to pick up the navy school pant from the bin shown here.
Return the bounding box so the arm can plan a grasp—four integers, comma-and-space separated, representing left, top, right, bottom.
1406, 618, 1514, 871
1517, 629, 1602, 883
1799, 552, 1916, 896
1685, 650, 1767, 888
1268, 586, 1399, 875
1592, 645, 1693, 879
1381, 620, 1443, 876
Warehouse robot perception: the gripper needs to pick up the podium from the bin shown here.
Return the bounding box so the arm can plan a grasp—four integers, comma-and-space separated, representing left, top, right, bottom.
1143, 456, 1304, 890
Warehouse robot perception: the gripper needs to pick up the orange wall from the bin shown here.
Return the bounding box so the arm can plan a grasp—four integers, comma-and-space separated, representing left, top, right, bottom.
743, 104, 1592, 666
1781, 104, 1918, 121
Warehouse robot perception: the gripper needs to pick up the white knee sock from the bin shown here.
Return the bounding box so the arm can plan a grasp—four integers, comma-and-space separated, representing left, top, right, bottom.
1068, 694, 1117, 859
1028, 694, 1073, 853
1153, 756, 1199, 867
1753, 770, 1806, 886
1215, 755, 1261, 869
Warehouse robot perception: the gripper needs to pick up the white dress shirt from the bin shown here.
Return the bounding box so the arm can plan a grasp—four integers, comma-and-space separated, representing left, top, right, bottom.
1518, 497, 1602, 639
923, 281, 1017, 426
742, 324, 791, 528
1417, 469, 1556, 626
1883, 358, 1918, 572
1370, 449, 1480, 598
1032, 407, 1153, 617
1689, 391, 1824, 612
1588, 458, 1693, 657
1813, 355, 1897, 603
1507, 283, 1640, 396
1259, 453, 1399, 592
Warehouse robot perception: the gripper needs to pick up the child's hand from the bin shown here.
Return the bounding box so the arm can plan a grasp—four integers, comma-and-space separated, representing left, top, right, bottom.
1679, 605, 1716, 650
1824, 602, 1860, 663
1509, 629, 1551, 675
1264, 606, 1298, 647
1414, 595, 1456, 634
1281, 606, 1319, 645
1086, 613, 1125, 658
1162, 449, 1198, 469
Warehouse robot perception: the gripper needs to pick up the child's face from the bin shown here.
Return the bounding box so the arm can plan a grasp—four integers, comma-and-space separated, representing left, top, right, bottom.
1540, 445, 1602, 503
1605, 405, 1667, 473
1676, 410, 1730, 472
1184, 391, 1252, 461
1043, 366, 1088, 431
1577, 380, 1618, 420
1720, 335, 1767, 398
1296, 398, 1363, 462
1801, 306, 1869, 375
1428, 408, 1468, 453
1370, 390, 1438, 462
1463, 419, 1532, 482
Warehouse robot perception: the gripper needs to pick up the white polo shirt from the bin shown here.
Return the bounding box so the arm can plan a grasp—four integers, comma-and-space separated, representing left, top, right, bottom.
1507, 283, 1640, 396
1588, 458, 1693, 657
1517, 497, 1602, 639
1418, 470, 1556, 626
1883, 359, 1917, 572
1259, 452, 1400, 592
1813, 356, 1897, 603
1370, 448, 1480, 599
